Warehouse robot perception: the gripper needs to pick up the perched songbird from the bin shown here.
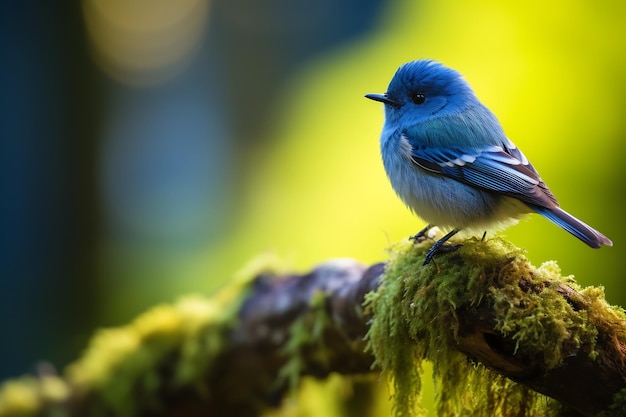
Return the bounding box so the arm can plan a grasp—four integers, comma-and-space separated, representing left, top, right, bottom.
366, 59, 612, 264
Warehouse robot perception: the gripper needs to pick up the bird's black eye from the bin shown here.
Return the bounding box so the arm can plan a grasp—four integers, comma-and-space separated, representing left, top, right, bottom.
411, 93, 425, 105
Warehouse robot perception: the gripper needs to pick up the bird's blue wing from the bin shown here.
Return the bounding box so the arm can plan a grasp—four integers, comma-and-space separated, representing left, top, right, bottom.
407, 135, 559, 209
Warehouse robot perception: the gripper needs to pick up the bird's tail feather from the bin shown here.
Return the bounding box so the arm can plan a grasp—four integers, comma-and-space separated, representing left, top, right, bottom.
532, 205, 612, 248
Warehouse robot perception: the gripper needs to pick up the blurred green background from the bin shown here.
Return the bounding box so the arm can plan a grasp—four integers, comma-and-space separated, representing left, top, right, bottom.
1, 0, 624, 407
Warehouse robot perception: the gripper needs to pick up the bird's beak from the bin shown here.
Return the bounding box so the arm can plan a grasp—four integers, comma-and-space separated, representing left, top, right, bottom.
365, 93, 401, 107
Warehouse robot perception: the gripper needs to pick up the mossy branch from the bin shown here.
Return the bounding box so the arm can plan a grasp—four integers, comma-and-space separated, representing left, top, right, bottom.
367, 238, 626, 417
0, 238, 625, 417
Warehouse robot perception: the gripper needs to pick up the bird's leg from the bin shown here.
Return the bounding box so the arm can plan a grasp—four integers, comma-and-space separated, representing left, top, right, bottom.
481, 231, 487, 241
409, 224, 433, 243
424, 229, 461, 265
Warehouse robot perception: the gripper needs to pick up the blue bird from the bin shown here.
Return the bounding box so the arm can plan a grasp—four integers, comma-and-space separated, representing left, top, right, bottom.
366, 59, 612, 264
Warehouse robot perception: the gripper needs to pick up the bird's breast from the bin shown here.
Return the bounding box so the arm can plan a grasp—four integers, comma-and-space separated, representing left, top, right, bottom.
380, 131, 528, 230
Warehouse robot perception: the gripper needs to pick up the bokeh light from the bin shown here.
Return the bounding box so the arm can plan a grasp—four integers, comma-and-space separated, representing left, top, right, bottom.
82, 0, 210, 85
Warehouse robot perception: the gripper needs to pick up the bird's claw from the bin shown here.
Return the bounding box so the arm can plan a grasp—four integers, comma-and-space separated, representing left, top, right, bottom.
409, 224, 433, 243
421, 228, 461, 265
423, 243, 462, 265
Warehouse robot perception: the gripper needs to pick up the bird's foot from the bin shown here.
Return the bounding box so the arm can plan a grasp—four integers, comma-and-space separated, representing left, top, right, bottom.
424, 243, 462, 265
422, 228, 461, 265
409, 224, 433, 243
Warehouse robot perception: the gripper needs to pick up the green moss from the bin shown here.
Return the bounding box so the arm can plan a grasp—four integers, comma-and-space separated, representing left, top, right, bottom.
0, 265, 260, 417
365, 236, 620, 417
278, 289, 331, 391
0, 377, 68, 417
61, 291, 247, 416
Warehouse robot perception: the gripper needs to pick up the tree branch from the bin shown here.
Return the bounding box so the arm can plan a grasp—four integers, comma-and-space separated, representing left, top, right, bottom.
0, 238, 624, 417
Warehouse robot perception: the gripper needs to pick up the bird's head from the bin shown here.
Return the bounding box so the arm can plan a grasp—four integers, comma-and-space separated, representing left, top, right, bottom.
366, 59, 477, 125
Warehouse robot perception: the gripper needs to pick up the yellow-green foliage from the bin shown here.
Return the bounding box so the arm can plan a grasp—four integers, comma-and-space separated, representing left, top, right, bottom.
365, 236, 623, 417
0, 278, 252, 417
